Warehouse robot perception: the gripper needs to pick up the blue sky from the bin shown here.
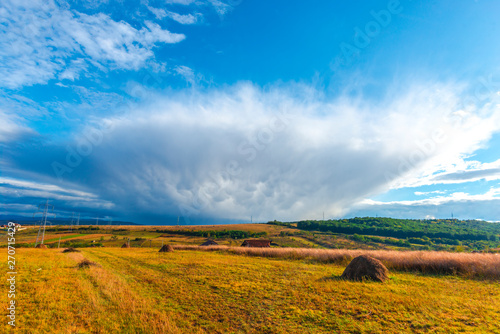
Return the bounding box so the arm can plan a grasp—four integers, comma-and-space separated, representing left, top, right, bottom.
1, 0, 500, 224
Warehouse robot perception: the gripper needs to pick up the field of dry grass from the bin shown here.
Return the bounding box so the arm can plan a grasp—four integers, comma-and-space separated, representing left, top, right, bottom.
174, 245, 500, 278
2, 247, 500, 333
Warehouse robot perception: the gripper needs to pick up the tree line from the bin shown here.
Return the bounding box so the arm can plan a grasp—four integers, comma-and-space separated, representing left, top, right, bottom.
156, 229, 267, 239
294, 217, 500, 242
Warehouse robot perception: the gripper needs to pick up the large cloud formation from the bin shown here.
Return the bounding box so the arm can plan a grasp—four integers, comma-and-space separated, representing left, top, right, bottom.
5, 81, 499, 223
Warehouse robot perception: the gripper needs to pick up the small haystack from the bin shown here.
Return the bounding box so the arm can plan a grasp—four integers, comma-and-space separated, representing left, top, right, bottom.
121, 243, 130, 248
77, 259, 98, 269
341, 255, 389, 282
62, 247, 80, 253
200, 239, 218, 246
159, 244, 174, 252
35, 244, 47, 249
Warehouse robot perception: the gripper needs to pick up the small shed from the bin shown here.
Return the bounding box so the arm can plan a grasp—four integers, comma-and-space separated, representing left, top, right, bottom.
200, 239, 218, 246
241, 239, 271, 248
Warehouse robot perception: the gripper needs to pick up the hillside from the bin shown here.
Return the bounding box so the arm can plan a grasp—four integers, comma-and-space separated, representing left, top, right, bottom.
287, 217, 500, 251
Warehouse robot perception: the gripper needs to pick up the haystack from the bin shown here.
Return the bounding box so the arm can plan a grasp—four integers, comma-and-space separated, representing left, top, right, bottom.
77, 259, 98, 269
200, 239, 218, 246
341, 255, 389, 282
121, 243, 130, 248
159, 244, 174, 252
35, 244, 47, 249
62, 247, 80, 253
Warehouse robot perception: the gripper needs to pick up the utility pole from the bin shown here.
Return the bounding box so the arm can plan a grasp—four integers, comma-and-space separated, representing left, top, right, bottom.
58, 236, 61, 248
69, 212, 80, 232
33, 199, 56, 247
108, 217, 113, 232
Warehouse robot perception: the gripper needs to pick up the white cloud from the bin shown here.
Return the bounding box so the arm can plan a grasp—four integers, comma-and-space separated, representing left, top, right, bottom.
167, 11, 200, 24
0, 110, 33, 142
148, 6, 201, 24
148, 6, 169, 19
377, 85, 500, 190
0, 177, 96, 198
0, 203, 38, 216
0, 177, 115, 211
4, 80, 500, 222
174, 65, 197, 84
31, 81, 497, 222
354, 188, 500, 220
58, 58, 88, 81
208, 0, 231, 16
363, 187, 500, 207
0, 0, 185, 88
166, 0, 196, 4
154, 0, 238, 19
397, 158, 500, 189
414, 190, 446, 196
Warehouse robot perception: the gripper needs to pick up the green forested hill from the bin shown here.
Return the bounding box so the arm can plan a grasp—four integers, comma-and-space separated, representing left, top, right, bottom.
284, 217, 500, 250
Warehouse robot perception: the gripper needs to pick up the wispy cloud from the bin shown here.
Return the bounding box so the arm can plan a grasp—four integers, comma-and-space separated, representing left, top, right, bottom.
414, 190, 446, 196
0, 177, 115, 217
147, 6, 201, 24
355, 187, 500, 220
432, 166, 500, 183
58, 59, 88, 81
166, 0, 197, 4
0, 177, 96, 198
0, 110, 34, 143
174, 65, 198, 84
397, 159, 500, 189
208, 0, 231, 16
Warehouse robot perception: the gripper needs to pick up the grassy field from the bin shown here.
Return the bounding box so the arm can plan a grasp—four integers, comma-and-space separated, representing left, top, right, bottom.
2, 247, 500, 333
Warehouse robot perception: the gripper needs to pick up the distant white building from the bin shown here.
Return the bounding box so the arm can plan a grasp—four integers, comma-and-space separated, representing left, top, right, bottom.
1, 222, 24, 231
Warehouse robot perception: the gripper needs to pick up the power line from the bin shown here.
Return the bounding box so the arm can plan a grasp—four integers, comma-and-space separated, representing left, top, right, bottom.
69, 212, 75, 232
33, 199, 56, 247
69, 212, 80, 232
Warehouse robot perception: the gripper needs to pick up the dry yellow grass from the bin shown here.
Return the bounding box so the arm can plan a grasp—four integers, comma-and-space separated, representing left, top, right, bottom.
173, 245, 500, 278
2, 248, 500, 333
0, 249, 181, 333
23, 233, 110, 244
